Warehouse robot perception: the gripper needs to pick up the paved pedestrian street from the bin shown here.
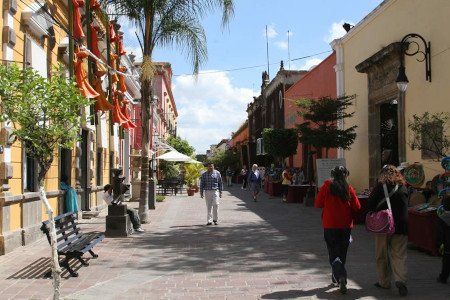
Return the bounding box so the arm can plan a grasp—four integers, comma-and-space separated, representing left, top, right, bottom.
0, 186, 449, 299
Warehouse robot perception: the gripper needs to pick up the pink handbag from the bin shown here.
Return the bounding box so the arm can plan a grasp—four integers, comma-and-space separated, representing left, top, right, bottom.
365, 184, 397, 234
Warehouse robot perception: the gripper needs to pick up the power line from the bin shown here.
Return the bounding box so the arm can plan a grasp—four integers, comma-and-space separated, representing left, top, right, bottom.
172, 50, 332, 77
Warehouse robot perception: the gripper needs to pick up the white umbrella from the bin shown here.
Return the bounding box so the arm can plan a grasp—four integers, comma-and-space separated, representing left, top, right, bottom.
155, 150, 192, 162
186, 158, 203, 164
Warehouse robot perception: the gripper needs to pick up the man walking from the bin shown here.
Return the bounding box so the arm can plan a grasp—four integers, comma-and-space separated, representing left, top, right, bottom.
200, 162, 223, 225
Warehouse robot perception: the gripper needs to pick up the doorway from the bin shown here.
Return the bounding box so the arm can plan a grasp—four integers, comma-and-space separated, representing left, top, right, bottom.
380, 101, 399, 168
80, 129, 90, 210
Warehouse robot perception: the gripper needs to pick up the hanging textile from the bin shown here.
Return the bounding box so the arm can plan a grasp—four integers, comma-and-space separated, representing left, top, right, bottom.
89, 24, 102, 58
74, 48, 99, 98
94, 61, 107, 77
117, 34, 126, 56
118, 67, 127, 93
90, 0, 101, 10
61, 181, 79, 213
112, 95, 128, 124
109, 52, 119, 84
92, 76, 114, 112
109, 21, 117, 42
121, 102, 137, 129
72, 0, 85, 40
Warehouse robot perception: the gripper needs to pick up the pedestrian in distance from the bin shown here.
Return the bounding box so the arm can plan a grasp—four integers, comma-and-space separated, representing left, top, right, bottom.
103, 184, 144, 233
315, 166, 361, 294
241, 165, 248, 189
225, 166, 233, 187
200, 162, 223, 225
281, 166, 292, 202
437, 194, 450, 284
248, 164, 262, 202
367, 165, 409, 296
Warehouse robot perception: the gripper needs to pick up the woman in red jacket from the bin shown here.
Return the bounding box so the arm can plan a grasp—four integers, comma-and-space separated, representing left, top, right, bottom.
315, 166, 361, 294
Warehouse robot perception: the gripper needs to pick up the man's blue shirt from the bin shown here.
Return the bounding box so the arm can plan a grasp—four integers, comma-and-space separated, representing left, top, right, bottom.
200, 170, 223, 196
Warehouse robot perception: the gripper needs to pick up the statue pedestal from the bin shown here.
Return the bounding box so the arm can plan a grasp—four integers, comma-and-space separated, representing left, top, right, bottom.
105, 204, 132, 237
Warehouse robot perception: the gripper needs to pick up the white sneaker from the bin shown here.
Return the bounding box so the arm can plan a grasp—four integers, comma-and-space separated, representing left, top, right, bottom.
135, 228, 144, 232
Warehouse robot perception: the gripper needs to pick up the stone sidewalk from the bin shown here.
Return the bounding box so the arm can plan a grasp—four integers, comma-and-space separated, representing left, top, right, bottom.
0, 185, 449, 299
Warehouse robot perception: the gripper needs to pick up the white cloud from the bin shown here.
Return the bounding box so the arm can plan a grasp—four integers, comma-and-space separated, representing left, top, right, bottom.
324, 20, 349, 43
264, 24, 278, 39
300, 58, 323, 71
173, 72, 253, 154
275, 41, 288, 49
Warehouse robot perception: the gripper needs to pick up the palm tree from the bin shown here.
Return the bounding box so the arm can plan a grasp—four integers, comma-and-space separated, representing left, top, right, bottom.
102, 0, 234, 223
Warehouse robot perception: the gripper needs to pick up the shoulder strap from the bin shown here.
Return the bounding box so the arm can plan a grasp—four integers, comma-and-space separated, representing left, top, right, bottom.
377, 184, 397, 210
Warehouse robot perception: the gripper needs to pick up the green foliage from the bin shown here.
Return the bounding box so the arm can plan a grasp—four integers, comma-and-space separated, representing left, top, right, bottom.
408, 112, 450, 159
296, 95, 357, 157
210, 149, 239, 174
167, 135, 195, 156
261, 128, 298, 160
156, 195, 165, 202
184, 163, 205, 187
0, 64, 93, 181
102, 0, 234, 74
160, 160, 180, 179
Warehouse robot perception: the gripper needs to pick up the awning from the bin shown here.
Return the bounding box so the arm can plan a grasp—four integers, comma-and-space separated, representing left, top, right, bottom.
155, 150, 192, 162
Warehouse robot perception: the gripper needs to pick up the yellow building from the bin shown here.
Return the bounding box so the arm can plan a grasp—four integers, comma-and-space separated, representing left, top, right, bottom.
0, 1, 137, 254
332, 0, 450, 191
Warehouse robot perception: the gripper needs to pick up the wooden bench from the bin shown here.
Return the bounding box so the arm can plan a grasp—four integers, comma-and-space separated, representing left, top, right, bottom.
40, 211, 105, 277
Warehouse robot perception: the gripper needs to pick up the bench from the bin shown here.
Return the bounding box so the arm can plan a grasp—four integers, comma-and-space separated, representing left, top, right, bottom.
40, 211, 105, 277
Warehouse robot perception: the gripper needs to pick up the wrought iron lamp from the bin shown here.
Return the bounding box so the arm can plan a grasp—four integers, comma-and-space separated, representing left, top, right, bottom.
396, 33, 431, 92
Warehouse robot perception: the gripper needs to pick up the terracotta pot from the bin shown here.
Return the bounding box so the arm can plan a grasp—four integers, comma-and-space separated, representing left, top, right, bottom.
187, 188, 195, 196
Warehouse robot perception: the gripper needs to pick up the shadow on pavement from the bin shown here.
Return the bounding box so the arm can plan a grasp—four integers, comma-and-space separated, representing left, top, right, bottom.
6, 257, 88, 280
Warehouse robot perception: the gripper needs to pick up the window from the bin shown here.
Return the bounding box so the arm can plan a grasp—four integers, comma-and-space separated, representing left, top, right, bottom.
421, 121, 443, 159
23, 145, 37, 192
23, 36, 47, 192
96, 148, 103, 186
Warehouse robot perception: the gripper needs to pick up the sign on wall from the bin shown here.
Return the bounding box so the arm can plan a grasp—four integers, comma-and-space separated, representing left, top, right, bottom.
316, 158, 346, 189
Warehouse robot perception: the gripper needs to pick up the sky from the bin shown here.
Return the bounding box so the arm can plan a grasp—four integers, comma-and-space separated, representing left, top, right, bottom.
121, 0, 383, 154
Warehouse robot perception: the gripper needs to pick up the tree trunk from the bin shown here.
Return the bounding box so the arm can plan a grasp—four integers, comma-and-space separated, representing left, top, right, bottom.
138, 75, 151, 223
40, 184, 62, 300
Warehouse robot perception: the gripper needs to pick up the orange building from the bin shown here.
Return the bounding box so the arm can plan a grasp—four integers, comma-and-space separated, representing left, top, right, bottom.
284, 52, 337, 168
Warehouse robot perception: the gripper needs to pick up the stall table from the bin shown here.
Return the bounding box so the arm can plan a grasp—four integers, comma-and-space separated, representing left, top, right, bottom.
408, 209, 439, 256
353, 195, 369, 224
286, 185, 310, 203
267, 181, 282, 196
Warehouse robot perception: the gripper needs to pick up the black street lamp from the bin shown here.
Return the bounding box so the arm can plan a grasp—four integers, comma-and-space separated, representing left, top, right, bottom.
396, 33, 431, 92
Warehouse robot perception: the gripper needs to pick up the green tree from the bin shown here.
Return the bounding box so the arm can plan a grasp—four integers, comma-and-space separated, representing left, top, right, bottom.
101, 0, 234, 222
408, 112, 450, 160
296, 95, 357, 158
167, 135, 195, 156
209, 149, 239, 174
0, 63, 93, 299
261, 128, 297, 165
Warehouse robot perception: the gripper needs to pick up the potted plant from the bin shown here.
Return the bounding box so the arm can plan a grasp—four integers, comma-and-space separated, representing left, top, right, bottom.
184, 163, 205, 196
